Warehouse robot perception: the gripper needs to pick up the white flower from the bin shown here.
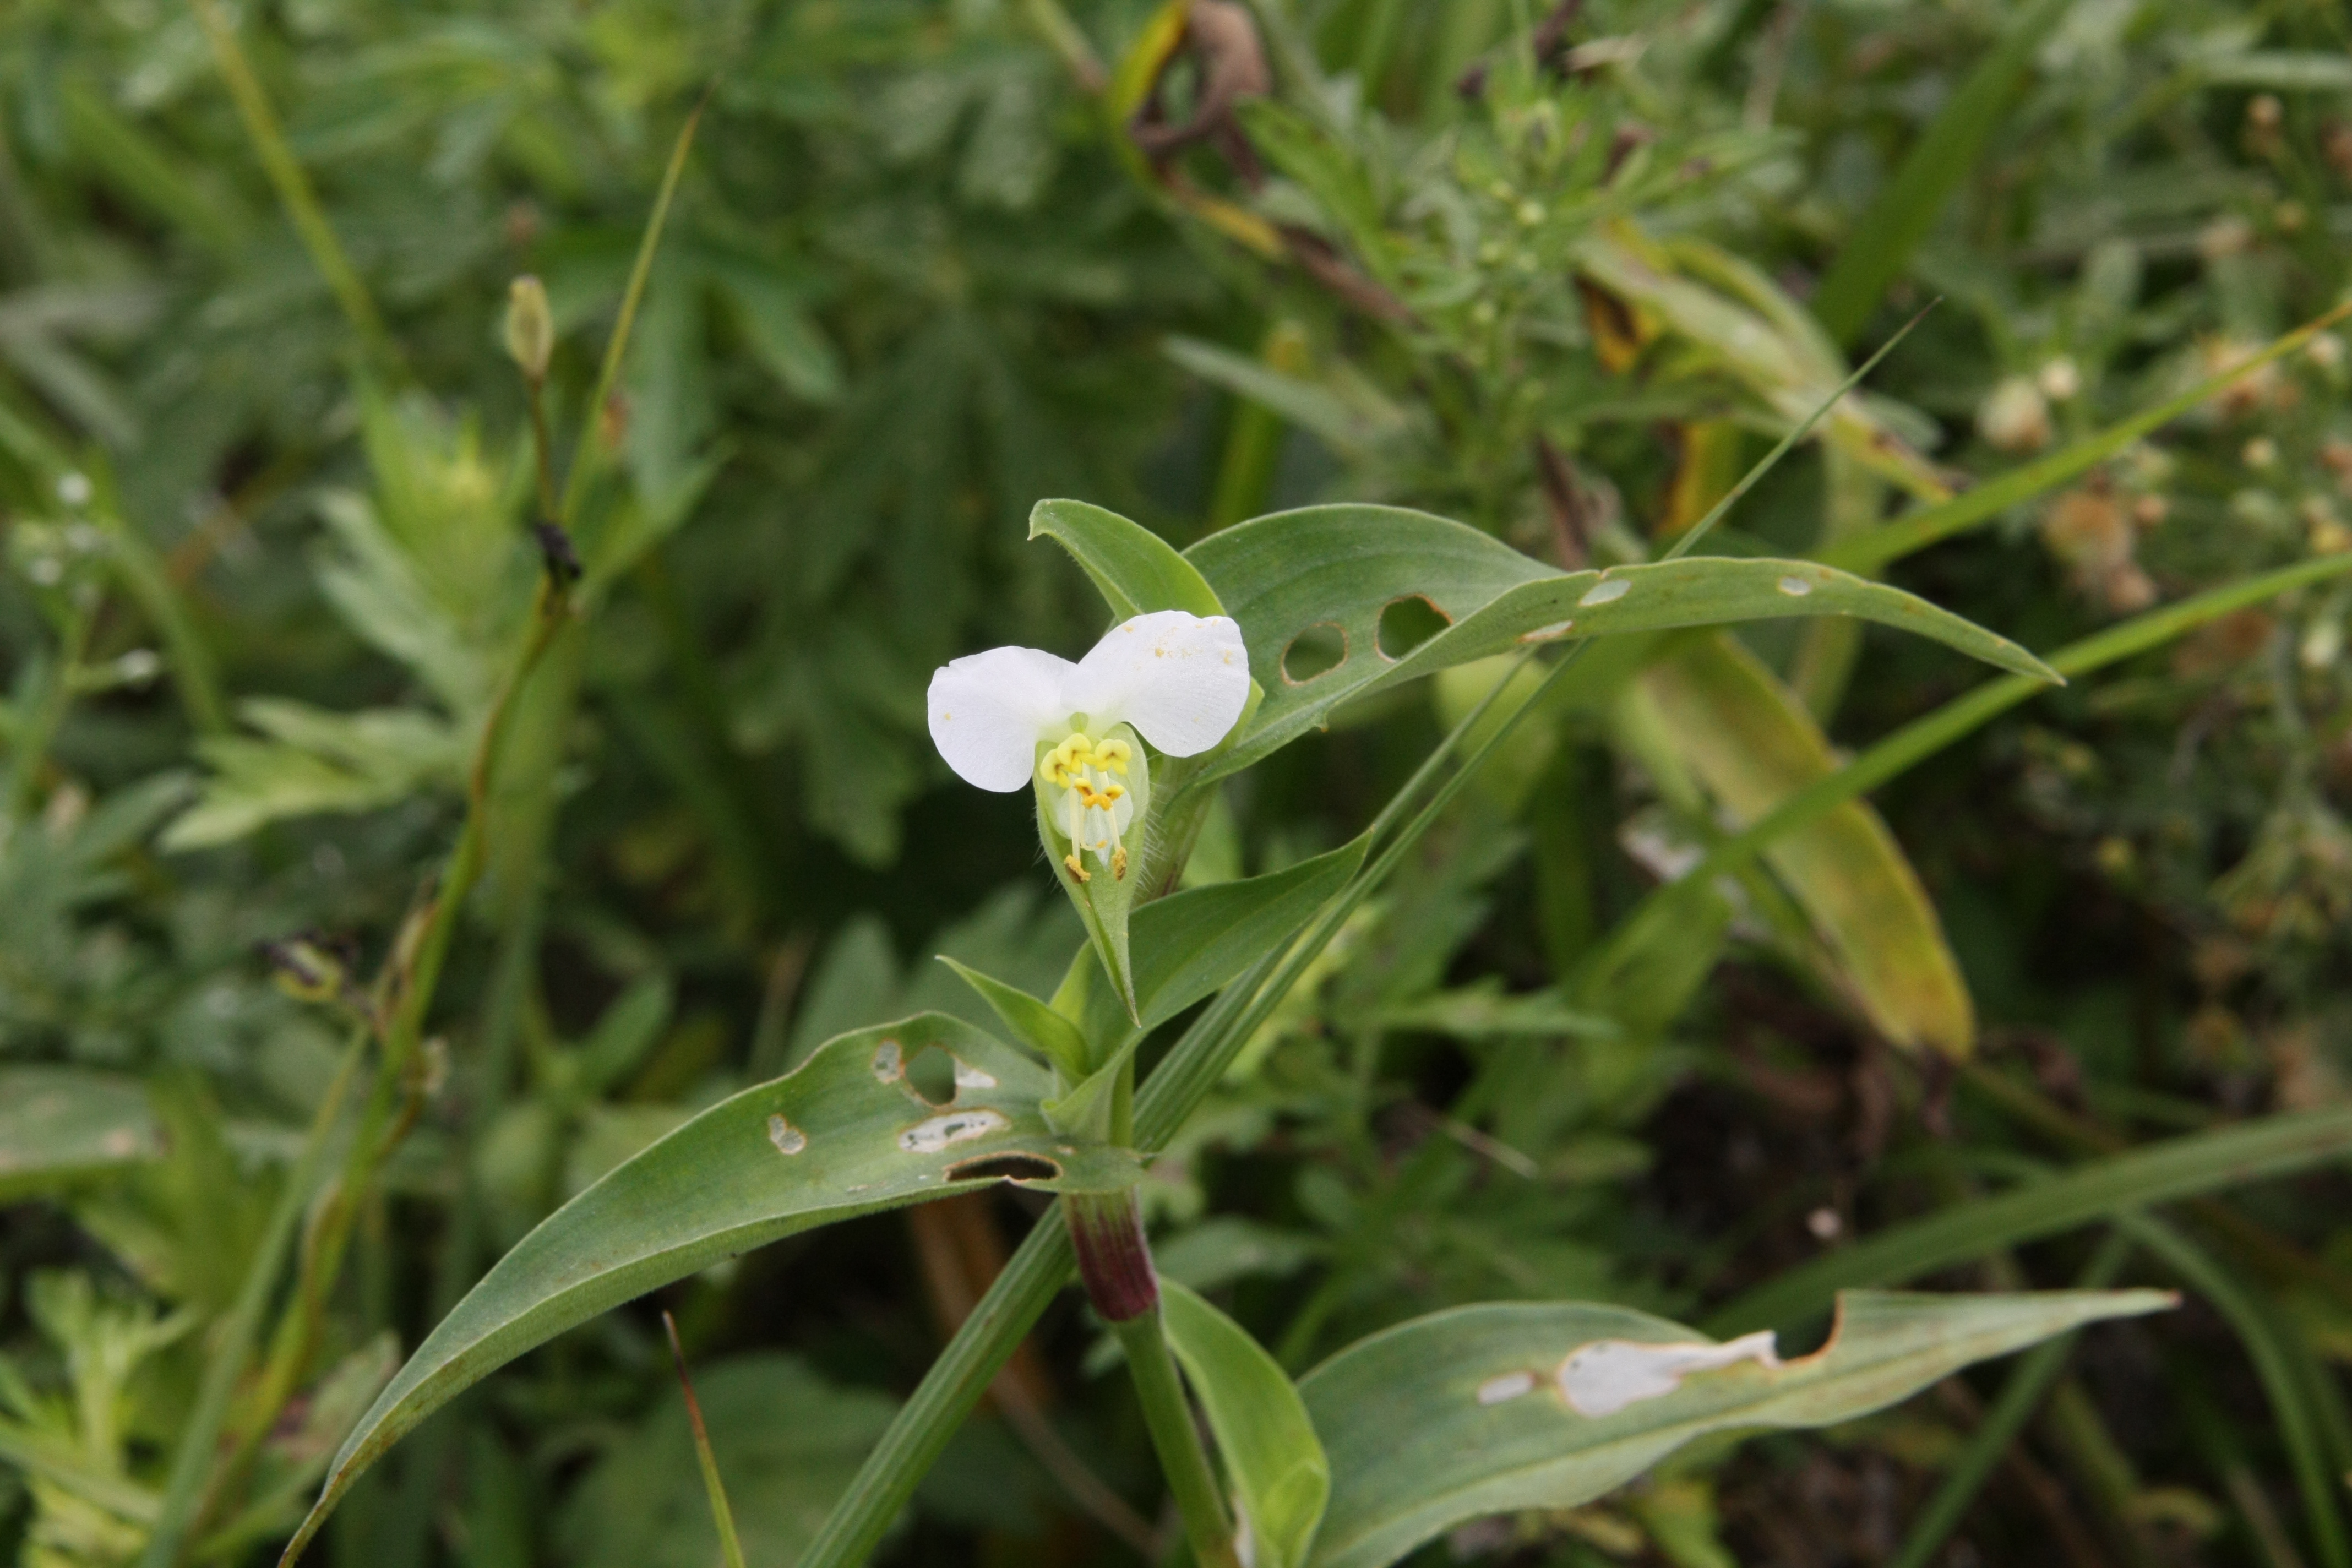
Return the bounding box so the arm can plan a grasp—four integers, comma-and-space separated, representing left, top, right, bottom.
927, 610, 1251, 880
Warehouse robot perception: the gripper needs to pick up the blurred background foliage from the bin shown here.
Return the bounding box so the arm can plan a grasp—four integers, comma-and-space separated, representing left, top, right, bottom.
3, 0, 2352, 1564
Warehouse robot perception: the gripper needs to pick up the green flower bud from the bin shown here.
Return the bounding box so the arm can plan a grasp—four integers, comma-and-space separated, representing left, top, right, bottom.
503, 274, 554, 383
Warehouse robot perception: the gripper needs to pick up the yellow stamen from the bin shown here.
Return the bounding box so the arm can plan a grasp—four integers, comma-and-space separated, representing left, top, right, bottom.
1093, 737, 1131, 775
1064, 783, 1090, 883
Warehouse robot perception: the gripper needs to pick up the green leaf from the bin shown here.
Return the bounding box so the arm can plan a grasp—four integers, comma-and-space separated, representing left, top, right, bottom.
1028, 498, 1224, 622
1629, 634, 1975, 1056
1131, 838, 1368, 1033
1809, 0, 2072, 345
936, 956, 1092, 1084
1162, 1282, 1331, 1568
283, 1014, 1139, 1559
1299, 1289, 2170, 1568
0, 1068, 163, 1201
1706, 1107, 2352, 1336
1185, 505, 2057, 786
1049, 838, 1369, 1136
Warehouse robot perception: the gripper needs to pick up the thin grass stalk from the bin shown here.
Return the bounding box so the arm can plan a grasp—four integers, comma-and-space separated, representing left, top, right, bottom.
1587, 551, 2352, 997
188, 0, 395, 374
558, 91, 707, 528
2122, 1215, 2351, 1568
1822, 301, 2352, 574
1887, 1228, 2136, 1568
663, 1313, 749, 1568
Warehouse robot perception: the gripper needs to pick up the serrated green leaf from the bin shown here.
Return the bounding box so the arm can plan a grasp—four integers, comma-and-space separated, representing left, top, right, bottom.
1162, 1282, 1330, 1568
1184, 505, 2056, 786
282, 1014, 1138, 1559
1300, 1289, 2171, 1568
0, 1068, 164, 1201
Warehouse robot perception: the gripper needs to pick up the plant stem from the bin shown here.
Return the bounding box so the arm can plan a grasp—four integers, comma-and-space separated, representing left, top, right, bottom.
558, 90, 705, 527
1066, 1191, 1238, 1568
1114, 1310, 1239, 1568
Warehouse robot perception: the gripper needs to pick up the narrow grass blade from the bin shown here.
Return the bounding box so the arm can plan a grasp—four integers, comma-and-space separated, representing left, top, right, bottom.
2122, 1216, 2350, 1568
1809, 0, 2071, 345
1706, 1107, 2352, 1336
1662, 303, 1931, 562
662, 1313, 749, 1568
1887, 1229, 2133, 1568
559, 89, 708, 526
1585, 552, 2352, 1005
1822, 302, 2352, 574
189, 0, 394, 374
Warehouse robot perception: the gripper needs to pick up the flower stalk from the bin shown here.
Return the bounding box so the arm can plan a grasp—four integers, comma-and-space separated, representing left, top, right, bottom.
1065, 1189, 1239, 1568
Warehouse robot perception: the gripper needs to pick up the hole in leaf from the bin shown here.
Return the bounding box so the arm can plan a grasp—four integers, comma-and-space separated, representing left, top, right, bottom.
1376, 595, 1450, 660
947, 1152, 1062, 1183
1281, 623, 1347, 684
905, 1044, 959, 1106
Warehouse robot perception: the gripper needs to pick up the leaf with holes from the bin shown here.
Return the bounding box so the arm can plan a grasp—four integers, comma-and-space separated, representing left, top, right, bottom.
281, 1014, 1137, 1559
1182, 505, 2057, 788
1299, 1289, 2171, 1568
0, 1068, 164, 1201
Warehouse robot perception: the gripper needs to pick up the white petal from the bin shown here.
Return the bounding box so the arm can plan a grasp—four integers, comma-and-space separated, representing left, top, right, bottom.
927, 645, 1076, 791
1065, 611, 1251, 758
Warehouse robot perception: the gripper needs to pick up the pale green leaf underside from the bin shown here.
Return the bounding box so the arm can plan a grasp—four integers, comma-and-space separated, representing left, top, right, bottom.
1163, 1282, 1331, 1568
1298, 1288, 2170, 1568
1185, 505, 2058, 785
287, 1015, 1136, 1558
0, 1067, 164, 1200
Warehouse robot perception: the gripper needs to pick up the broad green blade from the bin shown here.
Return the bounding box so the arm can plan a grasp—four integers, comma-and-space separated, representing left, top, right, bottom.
1300, 1289, 2170, 1568
1630, 634, 1975, 1055
1163, 1283, 1331, 1568
1184, 505, 2055, 785
1030, 498, 1226, 621
0, 1068, 164, 1200
284, 1014, 1137, 1559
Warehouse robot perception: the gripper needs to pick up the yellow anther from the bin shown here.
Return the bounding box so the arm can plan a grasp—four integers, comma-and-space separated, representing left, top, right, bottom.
1093, 737, 1131, 775
1041, 731, 1096, 788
